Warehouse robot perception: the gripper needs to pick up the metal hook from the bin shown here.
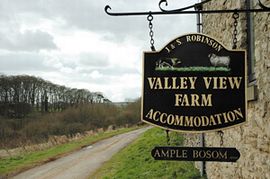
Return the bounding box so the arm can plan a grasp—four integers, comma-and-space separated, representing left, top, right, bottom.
217, 130, 224, 146
233, 11, 240, 19
166, 129, 170, 145
232, 10, 239, 49
147, 12, 156, 51
147, 13, 153, 21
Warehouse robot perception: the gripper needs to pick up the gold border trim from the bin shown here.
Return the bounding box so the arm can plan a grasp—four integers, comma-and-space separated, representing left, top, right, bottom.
141, 33, 248, 133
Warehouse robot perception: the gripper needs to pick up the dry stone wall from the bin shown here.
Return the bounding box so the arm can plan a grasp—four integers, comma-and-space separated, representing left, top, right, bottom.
200, 0, 270, 178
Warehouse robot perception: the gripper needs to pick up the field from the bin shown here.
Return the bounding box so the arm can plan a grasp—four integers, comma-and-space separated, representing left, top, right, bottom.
156, 66, 230, 72
92, 127, 204, 179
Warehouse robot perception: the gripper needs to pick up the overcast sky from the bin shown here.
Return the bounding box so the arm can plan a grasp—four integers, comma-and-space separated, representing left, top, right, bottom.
0, 0, 198, 102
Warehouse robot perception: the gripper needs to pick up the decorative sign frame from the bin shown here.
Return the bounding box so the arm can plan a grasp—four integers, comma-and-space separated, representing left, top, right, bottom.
142, 33, 247, 132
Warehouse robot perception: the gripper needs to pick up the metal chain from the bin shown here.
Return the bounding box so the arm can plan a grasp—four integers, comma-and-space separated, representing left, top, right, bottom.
147, 13, 156, 51
217, 130, 224, 146
166, 130, 170, 145
232, 11, 239, 49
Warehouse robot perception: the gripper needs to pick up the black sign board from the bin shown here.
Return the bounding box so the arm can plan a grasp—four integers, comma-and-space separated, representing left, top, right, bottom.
151, 146, 240, 162
142, 33, 247, 132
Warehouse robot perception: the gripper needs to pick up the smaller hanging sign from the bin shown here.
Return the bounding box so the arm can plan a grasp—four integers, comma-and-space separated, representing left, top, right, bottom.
151, 146, 240, 162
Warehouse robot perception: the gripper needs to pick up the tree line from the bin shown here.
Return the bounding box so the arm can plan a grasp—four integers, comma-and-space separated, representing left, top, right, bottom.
0, 99, 141, 148
0, 74, 110, 118
0, 74, 142, 148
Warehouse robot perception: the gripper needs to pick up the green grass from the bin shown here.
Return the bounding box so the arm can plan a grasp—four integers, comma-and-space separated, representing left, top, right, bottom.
0, 126, 141, 177
92, 127, 203, 179
156, 66, 230, 72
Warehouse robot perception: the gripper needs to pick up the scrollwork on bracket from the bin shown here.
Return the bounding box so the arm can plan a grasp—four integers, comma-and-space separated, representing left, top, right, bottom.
258, 0, 270, 10
104, 0, 270, 17
159, 0, 212, 12
104, 4, 148, 16
104, 5, 113, 15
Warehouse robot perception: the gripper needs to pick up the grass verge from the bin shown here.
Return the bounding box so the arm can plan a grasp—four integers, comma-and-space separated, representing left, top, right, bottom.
91, 127, 204, 179
0, 126, 141, 178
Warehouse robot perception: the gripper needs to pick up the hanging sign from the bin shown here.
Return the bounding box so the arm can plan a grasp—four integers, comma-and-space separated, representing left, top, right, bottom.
142, 33, 247, 132
151, 146, 240, 162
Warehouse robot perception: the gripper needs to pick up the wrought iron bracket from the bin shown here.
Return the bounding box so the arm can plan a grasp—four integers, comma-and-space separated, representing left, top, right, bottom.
105, 0, 270, 16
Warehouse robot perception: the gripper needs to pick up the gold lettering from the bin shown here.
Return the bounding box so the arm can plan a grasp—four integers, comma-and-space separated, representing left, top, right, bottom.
233, 108, 243, 119
153, 149, 161, 157
153, 110, 161, 121
189, 77, 197, 89
175, 94, 212, 107
191, 35, 196, 41
209, 39, 213, 46
204, 77, 242, 89
182, 94, 190, 106
165, 47, 171, 53
203, 77, 212, 89
147, 77, 156, 89
186, 35, 191, 42
196, 35, 201, 42
209, 115, 217, 126
205, 37, 209, 44
228, 77, 242, 89
201, 116, 209, 126
147, 77, 200, 90
182, 150, 188, 158
193, 150, 199, 158
217, 45, 223, 52
155, 78, 163, 89
193, 150, 228, 159
201, 94, 212, 106
176, 39, 182, 45
227, 111, 236, 122
219, 77, 227, 89
201, 35, 205, 42
194, 116, 201, 127
213, 77, 218, 89
160, 113, 168, 123
161, 150, 170, 157
223, 112, 229, 123
184, 116, 194, 127
170, 150, 176, 157
211, 151, 218, 158
172, 77, 179, 89
212, 42, 218, 49
191, 94, 200, 106
206, 150, 212, 159
179, 77, 188, 89
145, 108, 244, 128
219, 151, 228, 159
167, 114, 175, 125
214, 113, 223, 124
174, 115, 184, 126
175, 94, 183, 106
170, 44, 175, 50
145, 109, 153, 119
164, 77, 172, 89
181, 35, 224, 52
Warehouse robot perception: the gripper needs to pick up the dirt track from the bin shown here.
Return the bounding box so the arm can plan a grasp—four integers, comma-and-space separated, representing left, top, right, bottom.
12, 127, 151, 179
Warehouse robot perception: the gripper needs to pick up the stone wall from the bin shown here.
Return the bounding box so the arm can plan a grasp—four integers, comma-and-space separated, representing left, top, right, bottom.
200, 0, 270, 178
